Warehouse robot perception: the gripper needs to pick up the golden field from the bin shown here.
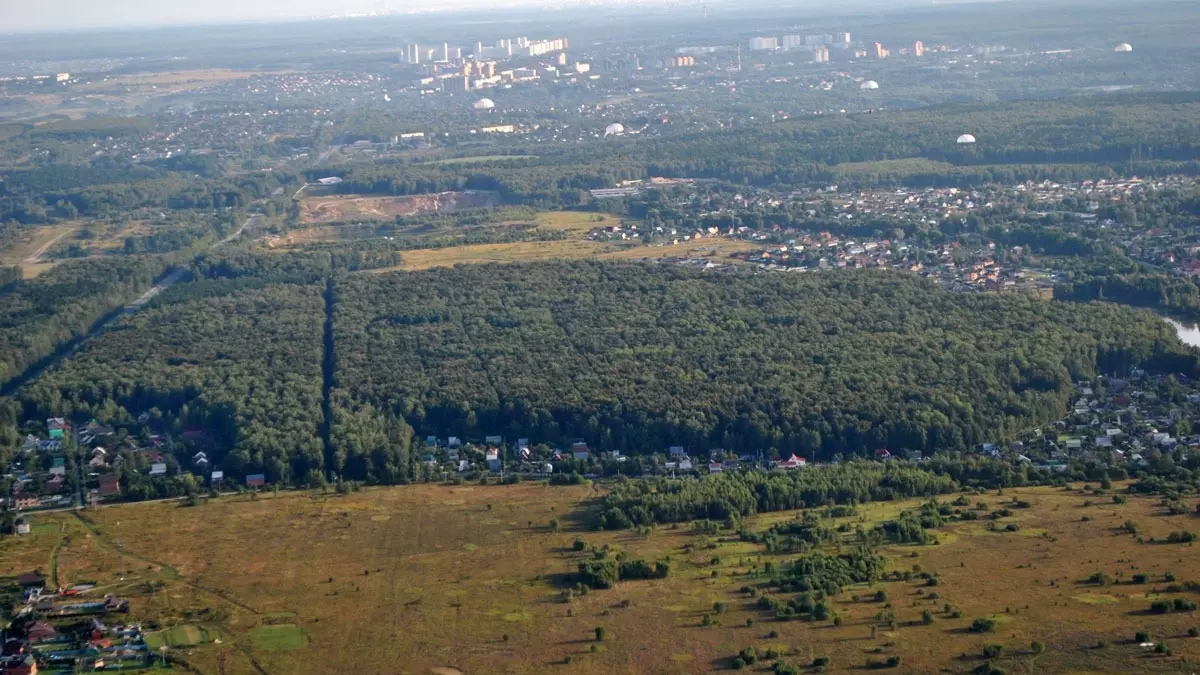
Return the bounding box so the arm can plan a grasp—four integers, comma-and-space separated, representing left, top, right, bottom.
4, 483, 1200, 674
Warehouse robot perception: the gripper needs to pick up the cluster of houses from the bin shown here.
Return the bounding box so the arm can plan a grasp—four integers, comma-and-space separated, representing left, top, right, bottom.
419, 434, 819, 477
4, 418, 234, 516
3, 572, 143, 674
664, 445, 810, 473
973, 372, 1200, 473
735, 235, 1044, 294
7, 419, 75, 514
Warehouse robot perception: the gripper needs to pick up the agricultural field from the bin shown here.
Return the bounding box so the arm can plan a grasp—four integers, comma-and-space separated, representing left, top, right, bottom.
6, 482, 1200, 674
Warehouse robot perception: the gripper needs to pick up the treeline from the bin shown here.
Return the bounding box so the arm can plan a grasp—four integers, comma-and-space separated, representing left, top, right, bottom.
0, 171, 295, 224
322, 161, 642, 209
188, 246, 404, 285
333, 262, 1195, 461
1055, 274, 1200, 319
0, 256, 168, 392
594, 463, 961, 529
308, 93, 1200, 208
595, 455, 1055, 530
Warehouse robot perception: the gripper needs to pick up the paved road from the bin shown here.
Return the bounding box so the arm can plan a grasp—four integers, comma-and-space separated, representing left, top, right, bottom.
214, 214, 258, 249
110, 214, 260, 314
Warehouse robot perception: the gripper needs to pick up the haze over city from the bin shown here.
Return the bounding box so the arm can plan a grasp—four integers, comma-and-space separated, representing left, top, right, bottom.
4, 0, 995, 33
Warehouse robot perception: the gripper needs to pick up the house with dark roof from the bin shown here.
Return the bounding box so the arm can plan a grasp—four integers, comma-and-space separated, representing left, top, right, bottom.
26, 621, 56, 643
98, 474, 120, 497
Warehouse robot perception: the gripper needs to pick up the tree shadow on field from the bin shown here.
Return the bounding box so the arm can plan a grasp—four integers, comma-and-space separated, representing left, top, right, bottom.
561, 500, 599, 531
540, 571, 577, 590
557, 638, 598, 646
708, 656, 736, 670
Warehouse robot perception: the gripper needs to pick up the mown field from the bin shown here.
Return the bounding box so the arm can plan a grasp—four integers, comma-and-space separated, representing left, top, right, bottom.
6, 481, 1200, 674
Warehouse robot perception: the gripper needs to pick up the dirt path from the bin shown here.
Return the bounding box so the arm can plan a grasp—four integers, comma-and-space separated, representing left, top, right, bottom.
48, 520, 67, 588
70, 511, 263, 615
22, 227, 74, 264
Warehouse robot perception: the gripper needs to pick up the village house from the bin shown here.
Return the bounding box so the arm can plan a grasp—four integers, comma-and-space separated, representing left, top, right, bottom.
775, 454, 807, 470
98, 474, 120, 497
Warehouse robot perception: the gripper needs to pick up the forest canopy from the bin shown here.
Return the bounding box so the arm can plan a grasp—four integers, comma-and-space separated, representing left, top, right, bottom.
334, 262, 1195, 460
12, 262, 1197, 483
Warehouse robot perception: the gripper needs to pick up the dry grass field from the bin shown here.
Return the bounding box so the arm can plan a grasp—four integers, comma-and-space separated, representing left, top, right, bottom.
73, 69, 273, 94
7, 482, 1200, 675
383, 240, 622, 271
298, 193, 498, 224
367, 210, 756, 271
382, 236, 759, 271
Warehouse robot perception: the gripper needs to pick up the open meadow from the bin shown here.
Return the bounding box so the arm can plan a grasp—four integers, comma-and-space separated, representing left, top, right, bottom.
5, 482, 1200, 674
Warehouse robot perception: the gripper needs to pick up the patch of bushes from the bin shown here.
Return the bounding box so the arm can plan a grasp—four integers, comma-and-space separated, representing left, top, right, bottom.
970, 617, 998, 633
1166, 531, 1197, 544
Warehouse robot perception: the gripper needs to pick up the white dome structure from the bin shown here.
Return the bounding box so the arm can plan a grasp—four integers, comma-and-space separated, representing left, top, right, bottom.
957, 134, 977, 144
1114, 43, 1133, 53
860, 80, 880, 90
472, 98, 495, 110
604, 123, 626, 136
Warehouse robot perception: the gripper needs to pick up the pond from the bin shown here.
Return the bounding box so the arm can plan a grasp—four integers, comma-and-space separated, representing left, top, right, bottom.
1164, 317, 1200, 348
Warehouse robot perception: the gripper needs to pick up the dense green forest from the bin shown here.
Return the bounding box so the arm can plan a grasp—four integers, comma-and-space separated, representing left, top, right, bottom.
333, 263, 1196, 461
0, 167, 294, 224
20, 283, 326, 484
0, 256, 168, 392
11, 262, 1193, 485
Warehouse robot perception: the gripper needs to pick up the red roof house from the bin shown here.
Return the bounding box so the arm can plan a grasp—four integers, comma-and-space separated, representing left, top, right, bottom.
775, 454, 807, 470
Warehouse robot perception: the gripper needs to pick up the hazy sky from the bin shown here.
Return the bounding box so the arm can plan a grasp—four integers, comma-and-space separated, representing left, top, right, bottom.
1, 0, 519, 32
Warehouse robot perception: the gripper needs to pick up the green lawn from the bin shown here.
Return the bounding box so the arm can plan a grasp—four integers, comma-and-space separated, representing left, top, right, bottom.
250, 624, 307, 652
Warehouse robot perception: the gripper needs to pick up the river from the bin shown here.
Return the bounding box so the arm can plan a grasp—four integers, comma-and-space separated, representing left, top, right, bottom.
1165, 317, 1200, 348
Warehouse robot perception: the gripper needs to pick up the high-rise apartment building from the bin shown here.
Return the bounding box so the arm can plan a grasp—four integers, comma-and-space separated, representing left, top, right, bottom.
749, 37, 779, 51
